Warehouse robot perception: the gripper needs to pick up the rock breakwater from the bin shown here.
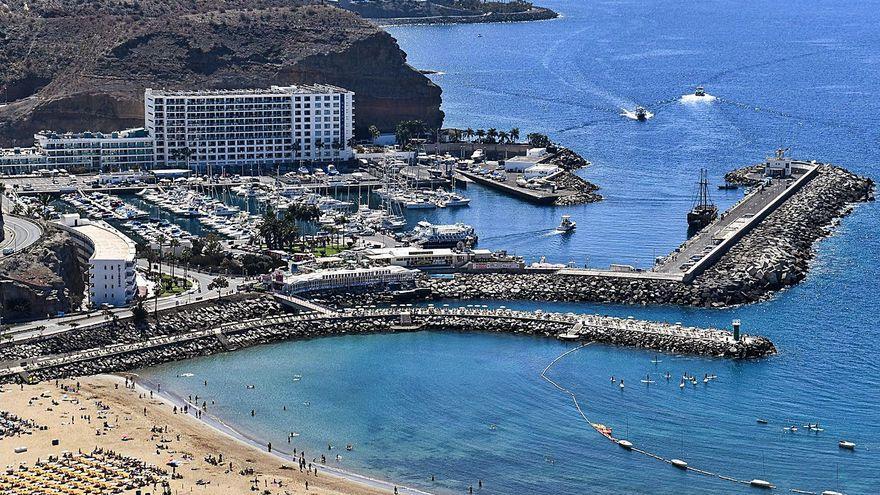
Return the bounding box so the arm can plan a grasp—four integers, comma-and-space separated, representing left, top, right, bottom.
0, 304, 775, 384
421, 164, 874, 307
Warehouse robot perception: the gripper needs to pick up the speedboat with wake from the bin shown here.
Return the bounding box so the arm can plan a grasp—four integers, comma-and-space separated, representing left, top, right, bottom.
556, 214, 576, 233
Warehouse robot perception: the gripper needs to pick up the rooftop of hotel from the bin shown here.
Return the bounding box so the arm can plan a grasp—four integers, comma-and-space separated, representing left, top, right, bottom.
0, 147, 42, 157
146, 84, 351, 97
35, 128, 150, 141
57, 215, 136, 262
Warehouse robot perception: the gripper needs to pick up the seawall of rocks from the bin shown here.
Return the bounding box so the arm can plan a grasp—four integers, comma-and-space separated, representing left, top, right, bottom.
0, 296, 285, 363
1, 301, 776, 384
420, 165, 874, 307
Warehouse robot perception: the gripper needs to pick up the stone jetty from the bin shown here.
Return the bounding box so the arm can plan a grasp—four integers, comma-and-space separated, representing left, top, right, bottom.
421, 164, 874, 307
0, 296, 775, 384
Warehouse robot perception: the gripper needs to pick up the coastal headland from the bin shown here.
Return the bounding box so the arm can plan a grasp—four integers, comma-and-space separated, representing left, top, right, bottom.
371, 6, 559, 26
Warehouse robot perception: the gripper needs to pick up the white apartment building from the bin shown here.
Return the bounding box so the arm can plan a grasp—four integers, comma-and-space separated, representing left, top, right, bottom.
0, 128, 154, 175
35, 128, 154, 172
145, 85, 355, 171
56, 214, 138, 307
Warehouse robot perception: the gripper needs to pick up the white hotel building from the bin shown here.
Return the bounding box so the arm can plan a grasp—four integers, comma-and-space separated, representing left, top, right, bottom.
145, 85, 355, 171
0, 128, 154, 175
56, 214, 138, 308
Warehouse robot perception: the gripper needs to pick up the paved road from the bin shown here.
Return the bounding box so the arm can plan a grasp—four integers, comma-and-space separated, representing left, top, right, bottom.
0, 195, 43, 255
655, 176, 793, 273
1, 262, 245, 342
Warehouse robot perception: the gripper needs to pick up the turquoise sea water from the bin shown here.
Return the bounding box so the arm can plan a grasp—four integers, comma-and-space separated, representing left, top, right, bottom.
139, 1, 880, 493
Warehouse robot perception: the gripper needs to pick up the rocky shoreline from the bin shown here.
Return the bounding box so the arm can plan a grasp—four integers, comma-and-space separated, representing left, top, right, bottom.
373, 7, 559, 26
420, 164, 874, 307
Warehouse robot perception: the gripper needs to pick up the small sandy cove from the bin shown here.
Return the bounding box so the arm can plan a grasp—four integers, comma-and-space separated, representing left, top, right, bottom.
0, 375, 387, 495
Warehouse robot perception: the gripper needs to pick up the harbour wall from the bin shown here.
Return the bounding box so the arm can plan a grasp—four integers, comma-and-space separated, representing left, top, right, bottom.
682, 163, 819, 282
419, 165, 874, 307
0, 296, 775, 384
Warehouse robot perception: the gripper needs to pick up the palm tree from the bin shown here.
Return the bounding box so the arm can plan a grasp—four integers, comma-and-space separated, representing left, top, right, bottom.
171, 147, 193, 174
475, 129, 486, 142
315, 138, 324, 161
509, 127, 521, 143
169, 238, 181, 279
498, 131, 509, 144
155, 233, 166, 292
486, 128, 498, 144
179, 249, 192, 280
208, 276, 229, 300
465, 128, 474, 142
368, 125, 381, 143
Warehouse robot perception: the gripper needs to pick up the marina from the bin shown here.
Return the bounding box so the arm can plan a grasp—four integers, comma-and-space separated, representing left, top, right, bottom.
1, 1, 879, 494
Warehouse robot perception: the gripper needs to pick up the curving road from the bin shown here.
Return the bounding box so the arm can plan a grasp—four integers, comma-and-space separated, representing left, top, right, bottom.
0, 214, 43, 255
1, 194, 43, 255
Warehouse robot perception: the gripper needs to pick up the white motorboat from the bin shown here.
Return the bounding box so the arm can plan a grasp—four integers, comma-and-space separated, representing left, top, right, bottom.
618, 440, 633, 450
838, 440, 855, 450
750, 479, 774, 489
670, 459, 688, 469
556, 214, 576, 232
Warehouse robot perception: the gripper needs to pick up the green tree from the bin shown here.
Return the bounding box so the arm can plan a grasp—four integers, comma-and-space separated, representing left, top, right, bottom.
509, 127, 521, 143
527, 132, 552, 148
368, 125, 381, 143
208, 276, 229, 299
475, 129, 486, 142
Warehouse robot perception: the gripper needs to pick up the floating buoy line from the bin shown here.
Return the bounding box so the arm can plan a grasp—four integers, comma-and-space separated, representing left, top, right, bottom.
540, 344, 845, 494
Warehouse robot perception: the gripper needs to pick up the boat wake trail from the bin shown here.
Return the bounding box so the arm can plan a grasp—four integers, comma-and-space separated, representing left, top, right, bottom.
481, 228, 553, 243
540, 345, 822, 494
703, 49, 831, 84
715, 97, 865, 132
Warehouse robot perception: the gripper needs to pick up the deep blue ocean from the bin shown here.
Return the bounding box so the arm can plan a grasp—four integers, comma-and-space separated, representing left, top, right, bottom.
139, 1, 880, 493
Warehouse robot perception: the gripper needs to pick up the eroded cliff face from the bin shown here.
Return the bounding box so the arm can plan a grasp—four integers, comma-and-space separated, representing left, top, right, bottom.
0, 227, 85, 322
0, 3, 443, 145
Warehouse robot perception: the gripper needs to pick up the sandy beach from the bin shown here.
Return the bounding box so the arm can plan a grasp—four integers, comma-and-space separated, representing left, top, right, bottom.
0, 375, 392, 495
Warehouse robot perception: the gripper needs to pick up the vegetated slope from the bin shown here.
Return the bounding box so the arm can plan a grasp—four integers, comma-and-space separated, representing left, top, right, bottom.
0, 0, 443, 145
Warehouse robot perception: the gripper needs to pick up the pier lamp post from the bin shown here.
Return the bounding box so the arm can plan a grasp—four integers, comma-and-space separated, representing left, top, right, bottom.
732, 319, 741, 341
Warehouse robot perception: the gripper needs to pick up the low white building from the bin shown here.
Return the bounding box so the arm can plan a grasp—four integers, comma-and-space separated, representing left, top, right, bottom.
524, 164, 561, 179
526, 147, 548, 159
364, 246, 477, 269
0, 128, 154, 175
764, 151, 793, 178
56, 214, 138, 307
281, 265, 416, 294
504, 155, 541, 172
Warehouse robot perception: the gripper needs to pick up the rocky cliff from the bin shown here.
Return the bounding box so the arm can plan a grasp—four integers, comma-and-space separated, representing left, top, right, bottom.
0, 1, 443, 145
0, 226, 85, 321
